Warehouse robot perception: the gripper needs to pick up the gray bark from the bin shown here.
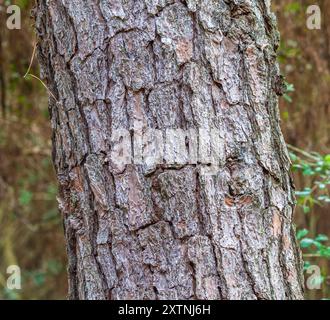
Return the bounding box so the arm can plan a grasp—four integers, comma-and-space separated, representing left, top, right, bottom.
34, 0, 304, 300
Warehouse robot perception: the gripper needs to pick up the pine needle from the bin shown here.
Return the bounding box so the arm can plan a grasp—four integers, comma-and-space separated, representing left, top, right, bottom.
23, 41, 58, 102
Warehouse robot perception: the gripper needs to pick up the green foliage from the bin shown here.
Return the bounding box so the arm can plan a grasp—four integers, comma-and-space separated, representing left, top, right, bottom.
4, 0, 29, 9
298, 229, 330, 288
278, 39, 301, 64
24, 259, 64, 289
283, 82, 295, 103
284, 2, 302, 15
298, 230, 330, 257
290, 150, 330, 213
291, 148, 330, 296
18, 190, 33, 206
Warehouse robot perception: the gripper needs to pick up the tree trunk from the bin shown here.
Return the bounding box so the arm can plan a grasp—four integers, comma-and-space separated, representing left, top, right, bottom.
0, 6, 6, 116
34, 0, 304, 300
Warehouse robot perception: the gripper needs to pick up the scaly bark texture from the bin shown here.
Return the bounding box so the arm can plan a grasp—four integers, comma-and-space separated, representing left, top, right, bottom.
35, 0, 304, 300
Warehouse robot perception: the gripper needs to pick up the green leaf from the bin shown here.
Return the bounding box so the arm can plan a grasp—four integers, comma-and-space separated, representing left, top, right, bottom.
319, 247, 330, 258
295, 189, 312, 197
318, 195, 330, 202
18, 190, 33, 206
302, 168, 314, 176
32, 272, 46, 286
303, 205, 311, 214
297, 229, 309, 240
315, 234, 329, 242
300, 238, 314, 248
283, 94, 292, 103
303, 261, 311, 271
285, 3, 302, 14
289, 152, 298, 162
324, 154, 330, 164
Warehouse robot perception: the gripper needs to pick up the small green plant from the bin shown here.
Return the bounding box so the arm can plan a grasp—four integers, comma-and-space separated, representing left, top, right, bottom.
289, 146, 330, 213
283, 82, 295, 103
289, 146, 330, 296
297, 229, 330, 260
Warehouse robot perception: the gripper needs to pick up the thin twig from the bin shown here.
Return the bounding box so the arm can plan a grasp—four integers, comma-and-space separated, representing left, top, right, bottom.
25, 74, 58, 101
287, 144, 320, 161
303, 254, 326, 258
23, 41, 58, 102
23, 41, 37, 79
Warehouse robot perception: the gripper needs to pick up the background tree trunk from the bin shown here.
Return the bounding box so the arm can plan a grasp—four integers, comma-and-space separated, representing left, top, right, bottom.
35, 0, 304, 300
0, 5, 6, 116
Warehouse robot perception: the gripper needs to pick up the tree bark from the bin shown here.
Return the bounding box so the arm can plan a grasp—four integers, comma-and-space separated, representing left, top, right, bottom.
34, 0, 304, 300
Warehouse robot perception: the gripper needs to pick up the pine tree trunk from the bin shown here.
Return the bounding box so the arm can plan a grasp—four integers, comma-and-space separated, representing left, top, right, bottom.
34, 0, 304, 300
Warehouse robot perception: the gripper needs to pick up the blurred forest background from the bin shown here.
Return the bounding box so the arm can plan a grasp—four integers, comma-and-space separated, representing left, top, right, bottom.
0, 0, 329, 299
